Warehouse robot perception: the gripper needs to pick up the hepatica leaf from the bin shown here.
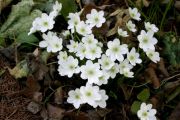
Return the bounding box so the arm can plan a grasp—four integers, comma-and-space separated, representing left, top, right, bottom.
137, 88, 150, 102
58, 0, 78, 19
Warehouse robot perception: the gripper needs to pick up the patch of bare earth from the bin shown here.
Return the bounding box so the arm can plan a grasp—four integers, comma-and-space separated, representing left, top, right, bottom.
0, 54, 42, 120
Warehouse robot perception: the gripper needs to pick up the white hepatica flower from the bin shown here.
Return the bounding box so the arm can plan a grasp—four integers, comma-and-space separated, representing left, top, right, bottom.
62, 30, 70, 37
95, 71, 110, 86
129, 7, 141, 21
98, 54, 115, 70
146, 50, 160, 63
145, 22, 159, 33
57, 51, 68, 64
86, 44, 102, 60
80, 84, 101, 107
58, 56, 79, 77
106, 38, 128, 62
80, 60, 103, 84
119, 59, 133, 74
137, 103, 157, 120
127, 47, 142, 66
67, 40, 79, 53
122, 68, 134, 78
86, 9, 106, 28
95, 90, 108, 108
39, 31, 63, 53
137, 30, 158, 52
76, 42, 87, 60
67, 88, 83, 109
82, 34, 98, 46
106, 63, 119, 79
28, 13, 55, 35
67, 12, 81, 32
76, 21, 92, 36
49, 1, 62, 18
118, 27, 129, 37
126, 20, 137, 32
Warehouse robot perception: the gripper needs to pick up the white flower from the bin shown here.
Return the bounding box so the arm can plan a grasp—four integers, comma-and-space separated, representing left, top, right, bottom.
76, 42, 87, 60
39, 31, 63, 52
98, 54, 114, 70
80, 84, 101, 107
86, 44, 102, 60
129, 7, 141, 21
67, 40, 79, 53
137, 30, 158, 52
67, 12, 81, 32
28, 13, 55, 35
95, 90, 108, 108
106, 63, 119, 79
37, 13, 55, 32
95, 71, 110, 86
126, 20, 136, 32
76, 21, 92, 36
122, 68, 134, 78
80, 60, 103, 84
145, 22, 159, 33
137, 103, 157, 120
62, 30, 70, 37
86, 9, 106, 28
57, 51, 68, 64
119, 59, 133, 74
127, 47, 142, 66
67, 88, 83, 109
106, 38, 128, 62
117, 27, 129, 37
58, 56, 79, 77
82, 34, 98, 46
49, 1, 62, 18
146, 50, 160, 63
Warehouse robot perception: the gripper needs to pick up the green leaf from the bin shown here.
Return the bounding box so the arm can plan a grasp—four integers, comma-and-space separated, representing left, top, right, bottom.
109, 91, 117, 100
58, 0, 77, 19
16, 32, 39, 44
137, 89, 150, 102
162, 33, 180, 68
0, 0, 42, 38
131, 101, 141, 114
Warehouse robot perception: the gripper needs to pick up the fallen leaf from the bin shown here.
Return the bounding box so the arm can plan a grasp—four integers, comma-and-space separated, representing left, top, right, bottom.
87, 110, 101, 120
96, 108, 112, 117
136, 0, 150, 8
169, 102, 180, 120
40, 107, 48, 120
145, 66, 160, 89
33, 92, 43, 102
23, 75, 41, 98
8, 60, 29, 79
27, 101, 41, 114
175, 1, 180, 10
158, 58, 169, 77
54, 87, 64, 104
0, 0, 12, 13
47, 104, 65, 120
64, 111, 89, 120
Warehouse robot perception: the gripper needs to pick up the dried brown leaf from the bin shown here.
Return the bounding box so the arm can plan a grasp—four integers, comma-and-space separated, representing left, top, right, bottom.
145, 67, 160, 89
33, 92, 43, 102
158, 58, 169, 77
47, 104, 65, 120
27, 101, 41, 114
169, 102, 180, 120
54, 87, 64, 104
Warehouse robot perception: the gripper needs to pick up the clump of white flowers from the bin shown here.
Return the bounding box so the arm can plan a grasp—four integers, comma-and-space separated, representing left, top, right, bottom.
29, 1, 159, 114
137, 103, 157, 120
